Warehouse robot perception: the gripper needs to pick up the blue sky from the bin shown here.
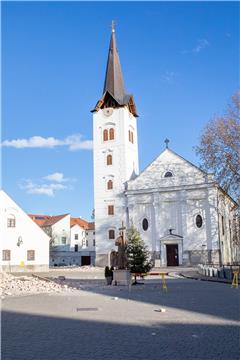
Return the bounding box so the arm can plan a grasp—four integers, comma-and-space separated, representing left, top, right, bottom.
2, 1, 239, 220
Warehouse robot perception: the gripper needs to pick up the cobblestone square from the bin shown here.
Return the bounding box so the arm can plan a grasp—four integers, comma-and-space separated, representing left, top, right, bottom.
2, 276, 239, 360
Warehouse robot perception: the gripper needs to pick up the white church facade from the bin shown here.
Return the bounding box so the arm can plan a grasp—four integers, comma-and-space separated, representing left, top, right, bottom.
92, 25, 238, 267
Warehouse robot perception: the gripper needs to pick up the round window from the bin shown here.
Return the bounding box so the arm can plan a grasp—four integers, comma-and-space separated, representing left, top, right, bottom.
196, 214, 203, 228
142, 218, 149, 231
164, 171, 173, 178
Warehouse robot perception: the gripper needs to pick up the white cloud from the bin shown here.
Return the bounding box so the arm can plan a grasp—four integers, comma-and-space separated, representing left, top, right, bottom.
182, 39, 210, 54
44, 172, 66, 183
1, 134, 93, 151
19, 172, 73, 197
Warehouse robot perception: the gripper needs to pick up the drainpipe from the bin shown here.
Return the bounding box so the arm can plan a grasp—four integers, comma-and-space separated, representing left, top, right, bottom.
217, 188, 222, 267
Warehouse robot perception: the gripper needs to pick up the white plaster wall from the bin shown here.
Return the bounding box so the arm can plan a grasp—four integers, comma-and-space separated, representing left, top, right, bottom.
93, 107, 139, 257
86, 229, 96, 251
51, 215, 71, 251
126, 150, 223, 265
0, 190, 49, 269
70, 224, 86, 250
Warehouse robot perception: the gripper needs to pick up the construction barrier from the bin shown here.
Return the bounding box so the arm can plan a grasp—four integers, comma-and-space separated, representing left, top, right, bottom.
131, 272, 168, 291
231, 271, 239, 289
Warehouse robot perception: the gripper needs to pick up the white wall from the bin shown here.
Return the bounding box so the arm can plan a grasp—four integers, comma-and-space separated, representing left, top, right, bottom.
50, 215, 71, 251
0, 190, 49, 271
93, 107, 139, 260
70, 224, 86, 250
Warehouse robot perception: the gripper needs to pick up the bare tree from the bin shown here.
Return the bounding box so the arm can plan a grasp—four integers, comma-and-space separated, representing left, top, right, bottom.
196, 91, 240, 204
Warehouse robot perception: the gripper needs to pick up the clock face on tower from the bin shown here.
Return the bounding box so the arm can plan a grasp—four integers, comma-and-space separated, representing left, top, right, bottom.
103, 108, 113, 117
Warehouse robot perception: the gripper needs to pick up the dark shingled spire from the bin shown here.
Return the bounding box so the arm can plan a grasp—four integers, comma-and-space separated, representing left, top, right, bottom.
103, 22, 125, 103
91, 22, 138, 117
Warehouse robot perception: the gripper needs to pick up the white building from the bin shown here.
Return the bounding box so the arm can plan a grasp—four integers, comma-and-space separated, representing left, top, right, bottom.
92, 26, 238, 267
30, 215, 96, 266
0, 190, 50, 272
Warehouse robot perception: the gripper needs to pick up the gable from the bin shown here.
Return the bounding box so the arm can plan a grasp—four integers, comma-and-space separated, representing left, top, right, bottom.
0, 190, 50, 241
127, 148, 211, 191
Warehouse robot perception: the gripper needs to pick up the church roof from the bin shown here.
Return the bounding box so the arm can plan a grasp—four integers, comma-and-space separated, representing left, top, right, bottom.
91, 24, 138, 117
126, 147, 214, 191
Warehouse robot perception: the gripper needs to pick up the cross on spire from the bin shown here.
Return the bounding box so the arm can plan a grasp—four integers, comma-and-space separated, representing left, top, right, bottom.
164, 138, 170, 149
111, 20, 115, 33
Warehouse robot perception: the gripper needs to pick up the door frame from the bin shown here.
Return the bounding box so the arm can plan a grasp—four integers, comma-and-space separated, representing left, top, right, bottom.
159, 235, 183, 267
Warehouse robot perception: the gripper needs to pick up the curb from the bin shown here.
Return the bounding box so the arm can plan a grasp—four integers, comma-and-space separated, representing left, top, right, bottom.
180, 273, 232, 284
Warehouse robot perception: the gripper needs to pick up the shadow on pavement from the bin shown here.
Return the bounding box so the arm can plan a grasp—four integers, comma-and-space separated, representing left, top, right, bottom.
2, 310, 239, 360
48, 277, 240, 322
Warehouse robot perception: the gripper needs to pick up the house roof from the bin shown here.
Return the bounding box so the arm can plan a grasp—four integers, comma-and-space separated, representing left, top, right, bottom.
29, 214, 69, 227
87, 222, 95, 230
28, 214, 50, 227
70, 218, 95, 230
70, 217, 89, 229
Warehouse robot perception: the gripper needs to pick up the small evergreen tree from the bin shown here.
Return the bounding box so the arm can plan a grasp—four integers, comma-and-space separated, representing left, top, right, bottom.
126, 225, 153, 284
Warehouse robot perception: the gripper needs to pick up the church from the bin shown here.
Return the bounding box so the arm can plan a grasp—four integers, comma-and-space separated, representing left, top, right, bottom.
92, 25, 238, 267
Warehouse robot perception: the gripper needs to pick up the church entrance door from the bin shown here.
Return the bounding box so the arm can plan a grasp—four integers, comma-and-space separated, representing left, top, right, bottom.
166, 244, 179, 266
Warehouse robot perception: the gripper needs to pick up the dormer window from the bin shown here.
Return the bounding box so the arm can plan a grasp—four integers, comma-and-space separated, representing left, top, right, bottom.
164, 171, 173, 178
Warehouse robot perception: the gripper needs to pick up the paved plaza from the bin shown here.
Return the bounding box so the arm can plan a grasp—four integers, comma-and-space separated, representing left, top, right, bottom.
1, 273, 240, 360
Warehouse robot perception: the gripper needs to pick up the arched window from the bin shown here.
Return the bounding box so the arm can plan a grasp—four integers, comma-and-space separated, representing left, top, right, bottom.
164, 171, 173, 178
131, 131, 134, 143
142, 218, 149, 231
103, 129, 108, 141
107, 180, 113, 190
109, 230, 115, 239
7, 214, 16, 228
107, 154, 112, 166
109, 128, 115, 140
196, 214, 203, 228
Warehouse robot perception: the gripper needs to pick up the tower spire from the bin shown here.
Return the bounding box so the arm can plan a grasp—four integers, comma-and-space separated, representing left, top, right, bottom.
103, 21, 125, 103
91, 23, 138, 117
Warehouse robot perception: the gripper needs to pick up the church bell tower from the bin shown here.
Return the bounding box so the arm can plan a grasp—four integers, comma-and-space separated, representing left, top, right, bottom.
92, 23, 139, 266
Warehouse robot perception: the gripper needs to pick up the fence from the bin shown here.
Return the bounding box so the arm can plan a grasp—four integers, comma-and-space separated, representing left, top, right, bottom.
198, 264, 240, 280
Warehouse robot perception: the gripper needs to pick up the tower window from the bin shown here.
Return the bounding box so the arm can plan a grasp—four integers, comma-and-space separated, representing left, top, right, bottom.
103, 129, 108, 141
128, 130, 134, 143
108, 205, 114, 215
107, 180, 113, 190
164, 171, 173, 178
109, 128, 115, 140
109, 230, 115, 239
196, 215, 203, 228
107, 154, 112, 165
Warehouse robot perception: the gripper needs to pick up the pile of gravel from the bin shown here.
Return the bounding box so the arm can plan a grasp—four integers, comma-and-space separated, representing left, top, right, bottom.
0, 272, 73, 298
